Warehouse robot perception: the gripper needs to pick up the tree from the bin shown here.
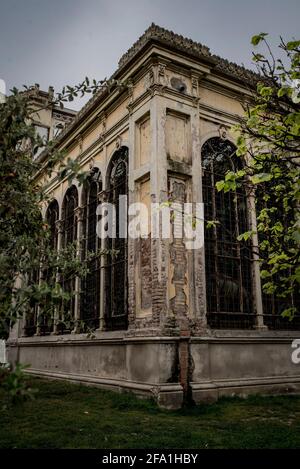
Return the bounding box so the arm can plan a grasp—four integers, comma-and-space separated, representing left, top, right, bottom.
217, 34, 300, 320
0, 77, 126, 340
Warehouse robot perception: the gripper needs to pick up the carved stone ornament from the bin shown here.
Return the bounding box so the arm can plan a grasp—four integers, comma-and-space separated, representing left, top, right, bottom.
76, 134, 83, 154
218, 125, 228, 140
118, 23, 211, 69
127, 78, 134, 102
115, 136, 122, 149
98, 190, 109, 203
147, 62, 167, 90
190, 74, 201, 106
158, 63, 167, 85
74, 206, 84, 222
52, 111, 74, 124
98, 113, 107, 142
55, 219, 64, 234
148, 67, 155, 86
192, 77, 198, 93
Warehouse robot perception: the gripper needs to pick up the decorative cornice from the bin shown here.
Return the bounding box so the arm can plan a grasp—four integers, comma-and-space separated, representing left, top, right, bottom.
213, 55, 259, 85
118, 23, 260, 86
118, 23, 211, 69
37, 23, 260, 165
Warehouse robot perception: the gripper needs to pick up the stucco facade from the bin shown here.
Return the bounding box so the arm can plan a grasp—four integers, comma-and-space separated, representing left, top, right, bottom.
7, 24, 300, 408
26, 84, 77, 155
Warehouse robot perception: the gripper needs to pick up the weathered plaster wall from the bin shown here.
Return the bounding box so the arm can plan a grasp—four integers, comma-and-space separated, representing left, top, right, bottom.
8, 36, 300, 408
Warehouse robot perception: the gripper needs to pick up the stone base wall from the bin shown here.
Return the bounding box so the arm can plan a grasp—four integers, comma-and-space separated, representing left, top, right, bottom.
7, 331, 300, 408
7, 334, 184, 409
190, 333, 300, 403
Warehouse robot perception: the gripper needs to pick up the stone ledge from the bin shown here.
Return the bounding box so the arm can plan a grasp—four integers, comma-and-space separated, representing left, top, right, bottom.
209, 329, 300, 338
192, 333, 300, 344
9, 335, 183, 347
191, 375, 300, 403
8, 332, 300, 347
25, 368, 184, 409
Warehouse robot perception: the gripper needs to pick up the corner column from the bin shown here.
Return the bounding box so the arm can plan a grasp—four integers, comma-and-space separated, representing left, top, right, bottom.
150, 89, 169, 331
191, 73, 207, 333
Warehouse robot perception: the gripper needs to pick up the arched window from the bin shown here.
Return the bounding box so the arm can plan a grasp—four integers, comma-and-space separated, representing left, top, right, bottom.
46, 199, 59, 250
201, 137, 253, 329
81, 178, 102, 330
61, 185, 78, 332
63, 186, 78, 246
37, 199, 60, 335
25, 211, 44, 337
105, 147, 128, 330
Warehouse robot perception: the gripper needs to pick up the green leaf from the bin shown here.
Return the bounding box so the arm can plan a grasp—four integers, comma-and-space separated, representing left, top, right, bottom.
260, 270, 271, 279
252, 53, 265, 62
237, 230, 256, 242
259, 86, 273, 97
251, 33, 268, 46
294, 266, 300, 284
286, 40, 300, 50
216, 180, 225, 192
292, 229, 300, 243
206, 220, 220, 229
282, 307, 297, 321
278, 87, 289, 97
250, 173, 273, 184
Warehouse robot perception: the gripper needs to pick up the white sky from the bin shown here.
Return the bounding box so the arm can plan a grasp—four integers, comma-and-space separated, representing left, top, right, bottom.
0, 0, 299, 109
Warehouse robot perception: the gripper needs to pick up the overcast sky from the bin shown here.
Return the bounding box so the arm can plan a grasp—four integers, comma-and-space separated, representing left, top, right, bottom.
0, 0, 299, 109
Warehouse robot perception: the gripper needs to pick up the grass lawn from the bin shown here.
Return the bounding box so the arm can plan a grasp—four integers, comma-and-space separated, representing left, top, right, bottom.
0, 377, 300, 448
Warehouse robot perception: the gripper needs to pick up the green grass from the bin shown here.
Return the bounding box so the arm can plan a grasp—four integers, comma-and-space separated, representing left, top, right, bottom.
1, 378, 300, 448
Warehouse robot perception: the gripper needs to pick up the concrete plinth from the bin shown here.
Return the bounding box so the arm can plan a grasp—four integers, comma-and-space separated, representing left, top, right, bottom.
7, 330, 300, 408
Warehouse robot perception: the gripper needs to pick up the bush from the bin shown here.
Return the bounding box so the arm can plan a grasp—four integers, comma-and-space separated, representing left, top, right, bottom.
0, 363, 37, 406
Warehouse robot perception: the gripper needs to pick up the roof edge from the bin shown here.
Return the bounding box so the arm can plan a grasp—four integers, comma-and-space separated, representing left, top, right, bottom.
37, 24, 260, 164
118, 22, 211, 68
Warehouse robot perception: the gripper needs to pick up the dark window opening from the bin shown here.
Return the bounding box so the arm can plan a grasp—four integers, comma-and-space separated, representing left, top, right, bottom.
60, 185, 78, 333
105, 147, 128, 330
202, 137, 254, 329
40, 199, 59, 335
81, 179, 102, 331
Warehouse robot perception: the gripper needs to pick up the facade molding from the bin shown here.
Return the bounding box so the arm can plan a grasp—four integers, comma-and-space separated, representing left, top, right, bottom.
8, 25, 300, 408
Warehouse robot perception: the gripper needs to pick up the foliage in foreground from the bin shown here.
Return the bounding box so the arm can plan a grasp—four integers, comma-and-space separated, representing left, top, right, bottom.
217, 35, 300, 319
0, 81, 120, 340
0, 363, 37, 406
